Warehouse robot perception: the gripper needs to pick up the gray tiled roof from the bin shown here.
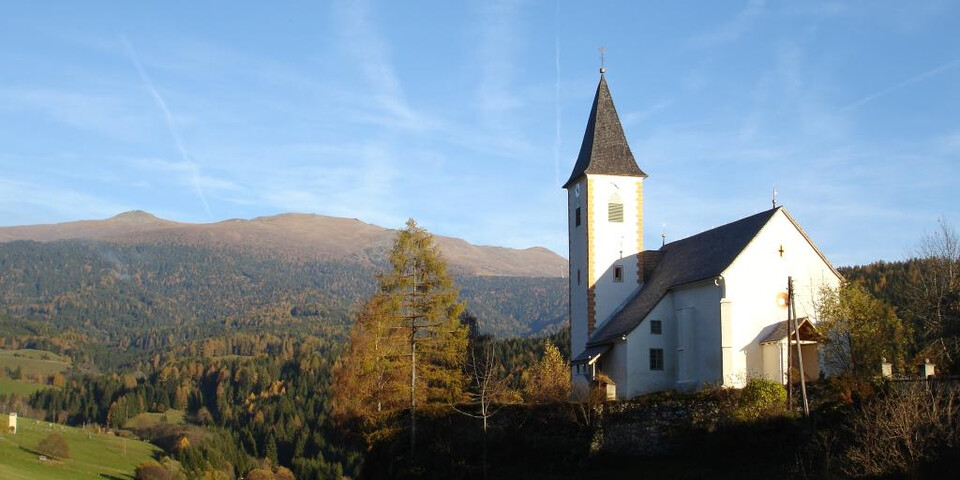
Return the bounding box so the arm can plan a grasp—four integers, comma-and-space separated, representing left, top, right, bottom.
563, 75, 646, 188
571, 344, 611, 364
587, 207, 781, 346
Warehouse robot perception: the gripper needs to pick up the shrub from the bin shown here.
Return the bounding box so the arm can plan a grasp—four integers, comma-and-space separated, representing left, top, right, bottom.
842, 383, 960, 478
735, 378, 787, 421
135, 458, 186, 480
245, 468, 275, 480
36, 432, 70, 459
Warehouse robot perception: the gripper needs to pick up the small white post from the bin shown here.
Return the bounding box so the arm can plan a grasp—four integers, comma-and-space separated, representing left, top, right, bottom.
880, 357, 893, 378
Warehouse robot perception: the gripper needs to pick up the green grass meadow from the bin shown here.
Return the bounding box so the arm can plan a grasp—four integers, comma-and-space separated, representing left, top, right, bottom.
0, 414, 159, 480
0, 349, 71, 400
0, 378, 49, 397
0, 349, 71, 377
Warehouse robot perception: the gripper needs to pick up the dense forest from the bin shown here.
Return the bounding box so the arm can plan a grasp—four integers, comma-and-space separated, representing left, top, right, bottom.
17, 325, 568, 478
0, 239, 566, 370
0, 235, 570, 478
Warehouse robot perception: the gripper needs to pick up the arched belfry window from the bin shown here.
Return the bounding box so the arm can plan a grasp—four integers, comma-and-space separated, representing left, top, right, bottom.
608, 193, 623, 223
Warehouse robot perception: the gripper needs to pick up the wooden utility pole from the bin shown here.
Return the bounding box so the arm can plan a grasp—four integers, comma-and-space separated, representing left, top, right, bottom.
787, 278, 793, 411
788, 277, 810, 417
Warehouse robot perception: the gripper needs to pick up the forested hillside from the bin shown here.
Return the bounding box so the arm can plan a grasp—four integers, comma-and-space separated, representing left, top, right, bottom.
0, 240, 566, 370
840, 246, 960, 374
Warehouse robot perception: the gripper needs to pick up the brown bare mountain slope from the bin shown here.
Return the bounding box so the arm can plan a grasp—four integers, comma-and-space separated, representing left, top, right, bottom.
0, 211, 566, 277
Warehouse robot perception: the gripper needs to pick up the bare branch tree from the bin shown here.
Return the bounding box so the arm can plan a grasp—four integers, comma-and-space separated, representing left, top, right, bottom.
906, 219, 960, 372
453, 337, 517, 479
844, 383, 960, 478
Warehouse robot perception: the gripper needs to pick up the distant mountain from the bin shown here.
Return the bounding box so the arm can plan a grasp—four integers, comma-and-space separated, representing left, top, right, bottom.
0, 213, 569, 364
0, 211, 566, 278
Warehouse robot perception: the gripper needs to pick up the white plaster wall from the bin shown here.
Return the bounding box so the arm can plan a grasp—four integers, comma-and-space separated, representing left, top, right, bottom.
721, 210, 841, 387
624, 293, 676, 397
604, 341, 629, 394
672, 283, 725, 388
567, 177, 589, 366
762, 342, 785, 382
586, 174, 643, 330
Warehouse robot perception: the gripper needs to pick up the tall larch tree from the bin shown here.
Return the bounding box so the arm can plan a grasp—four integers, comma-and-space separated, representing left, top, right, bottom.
332, 219, 468, 449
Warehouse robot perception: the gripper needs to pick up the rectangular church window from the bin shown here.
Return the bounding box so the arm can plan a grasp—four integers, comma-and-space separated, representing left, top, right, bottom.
650, 348, 664, 370
613, 265, 623, 282
651, 320, 662, 335
575, 207, 581, 227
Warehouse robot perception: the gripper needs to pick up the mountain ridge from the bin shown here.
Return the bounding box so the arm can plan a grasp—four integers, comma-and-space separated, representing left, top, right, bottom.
0, 211, 567, 278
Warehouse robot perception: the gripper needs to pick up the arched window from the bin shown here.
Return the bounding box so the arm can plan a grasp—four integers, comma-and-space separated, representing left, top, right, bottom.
608, 193, 623, 223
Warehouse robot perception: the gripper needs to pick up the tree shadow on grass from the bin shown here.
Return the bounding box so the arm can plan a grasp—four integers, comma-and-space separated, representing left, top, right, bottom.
17, 445, 67, 464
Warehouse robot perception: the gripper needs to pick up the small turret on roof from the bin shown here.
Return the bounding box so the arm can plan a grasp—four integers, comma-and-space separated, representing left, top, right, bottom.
563, 74, 646, 188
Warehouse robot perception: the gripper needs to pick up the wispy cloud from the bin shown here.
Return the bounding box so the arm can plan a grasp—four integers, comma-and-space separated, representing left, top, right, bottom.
622, 99, 673, 126
0, 88, 146, 139
841, 58, 960, 111
0, 179, 131, 225
256, 143, 403, 228
121, 35, 212, 218
333, 0, 432, 131
131, 158, 242, 193
475, 0, 522, 115
687, 0, 766, 49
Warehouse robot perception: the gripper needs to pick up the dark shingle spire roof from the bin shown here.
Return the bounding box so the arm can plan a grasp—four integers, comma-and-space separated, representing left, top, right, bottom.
563, 74, 646, 188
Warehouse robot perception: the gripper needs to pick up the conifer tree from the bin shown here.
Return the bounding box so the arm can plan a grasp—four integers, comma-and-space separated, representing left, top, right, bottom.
330, 295, 406, 439
332, 219, 468, 449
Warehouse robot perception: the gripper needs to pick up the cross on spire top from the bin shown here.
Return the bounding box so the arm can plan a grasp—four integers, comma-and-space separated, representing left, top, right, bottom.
599, 46, 607, 74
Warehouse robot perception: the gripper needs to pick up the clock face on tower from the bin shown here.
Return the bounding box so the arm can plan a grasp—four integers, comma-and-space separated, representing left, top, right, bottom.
574, 184, 581, 198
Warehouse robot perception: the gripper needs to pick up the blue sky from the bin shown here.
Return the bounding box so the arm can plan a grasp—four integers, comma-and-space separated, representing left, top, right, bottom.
1, 1, 958, 266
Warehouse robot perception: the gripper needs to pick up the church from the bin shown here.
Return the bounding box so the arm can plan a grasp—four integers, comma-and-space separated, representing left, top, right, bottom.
565, 71, 842, 400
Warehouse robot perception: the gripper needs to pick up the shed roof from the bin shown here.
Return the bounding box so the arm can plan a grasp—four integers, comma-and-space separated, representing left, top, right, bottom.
571, 344, 611, 365
758, 317, 819, 344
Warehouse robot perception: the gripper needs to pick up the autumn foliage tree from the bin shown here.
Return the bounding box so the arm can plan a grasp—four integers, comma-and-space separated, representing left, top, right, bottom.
818, 282, 911, 377
523, 341, 571, 403
332, 219, 468, 446
330, 296, 405, 440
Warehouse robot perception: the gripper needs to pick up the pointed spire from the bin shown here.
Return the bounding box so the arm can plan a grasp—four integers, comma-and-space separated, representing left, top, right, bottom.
563, 74, 646, 188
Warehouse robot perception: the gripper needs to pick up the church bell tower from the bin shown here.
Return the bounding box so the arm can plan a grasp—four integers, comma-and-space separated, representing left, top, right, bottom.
564, 71, 647, 370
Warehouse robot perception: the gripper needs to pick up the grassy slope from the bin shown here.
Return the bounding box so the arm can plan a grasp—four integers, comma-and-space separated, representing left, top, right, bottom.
0, 349, 70, 399
123, 410, 186, 430
0, 415, 159, 480
0, 349, 71, 377
0, 378, 49, 396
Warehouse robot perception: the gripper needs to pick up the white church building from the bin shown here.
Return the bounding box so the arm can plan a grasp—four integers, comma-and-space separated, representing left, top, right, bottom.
566, 72, 842, 399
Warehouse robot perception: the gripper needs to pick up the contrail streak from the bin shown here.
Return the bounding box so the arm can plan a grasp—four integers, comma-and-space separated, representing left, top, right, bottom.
121, 35, 212, 217
842, 57, 960, 111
